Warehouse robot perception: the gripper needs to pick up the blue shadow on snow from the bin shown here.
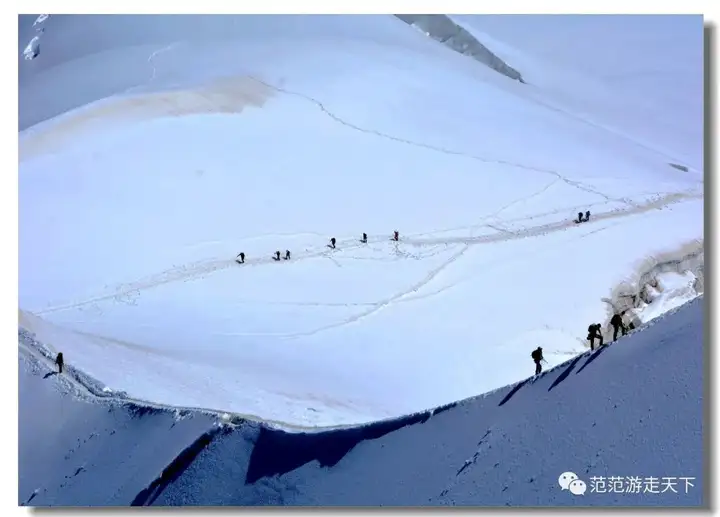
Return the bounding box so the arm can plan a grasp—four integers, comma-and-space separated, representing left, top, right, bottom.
575, 345, 609, 375
548, 355, 584, 392
131, 426, 228, 506
245, 401, 457, 485
498, 378, 532, 407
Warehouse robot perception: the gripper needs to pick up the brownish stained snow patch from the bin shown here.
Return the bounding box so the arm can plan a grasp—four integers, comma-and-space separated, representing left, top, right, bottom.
19, 76, 274, 162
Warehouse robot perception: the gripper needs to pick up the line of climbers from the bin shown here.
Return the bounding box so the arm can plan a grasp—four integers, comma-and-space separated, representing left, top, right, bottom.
237, 209, 593, 264
234, 231, 401, 264
237, 208, 594, 264
531, 310, 634, 376
47, 310, 634, 382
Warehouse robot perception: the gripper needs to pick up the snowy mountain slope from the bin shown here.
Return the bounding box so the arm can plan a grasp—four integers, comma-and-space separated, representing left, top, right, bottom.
19, 336, 219, 506
18, 14, 704, 427
450, 15, 704, 173
18, 14, 493, 131
19, 296, 704, 506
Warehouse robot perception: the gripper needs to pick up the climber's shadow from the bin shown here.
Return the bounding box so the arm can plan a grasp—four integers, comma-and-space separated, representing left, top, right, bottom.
575, 345, 609, 375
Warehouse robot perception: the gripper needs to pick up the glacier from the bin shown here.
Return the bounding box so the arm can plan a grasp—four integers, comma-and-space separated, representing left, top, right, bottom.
18, 13, 705, 506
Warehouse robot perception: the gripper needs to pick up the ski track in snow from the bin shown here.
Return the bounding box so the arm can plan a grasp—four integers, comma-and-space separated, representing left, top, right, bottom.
32, 189, 700, 323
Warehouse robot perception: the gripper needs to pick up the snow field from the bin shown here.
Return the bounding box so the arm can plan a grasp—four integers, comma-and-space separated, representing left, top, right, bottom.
19, 15, 703, 426
451, 15, 703, 173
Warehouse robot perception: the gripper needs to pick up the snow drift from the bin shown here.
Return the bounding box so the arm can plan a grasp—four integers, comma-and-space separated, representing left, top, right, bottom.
19, 295, 704, 506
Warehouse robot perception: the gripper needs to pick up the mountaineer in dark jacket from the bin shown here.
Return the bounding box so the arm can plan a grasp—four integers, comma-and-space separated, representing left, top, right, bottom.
610, 312, 627, 341
55, 352, 64, 374
236, 252, 245, 264
587, 323, 604, 350
531, 347, 544, 375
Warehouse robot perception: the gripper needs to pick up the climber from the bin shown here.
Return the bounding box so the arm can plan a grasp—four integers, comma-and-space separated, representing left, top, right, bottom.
330, 237, 336, 249
610, 312, 627, 341
584, 210, 591, 222
55, 352, 64, 374
361, 232, 367, 243
587, 323, 604, 350
575, 212, 584, 224
284, 250, 291, 260
273, 251, 281, 261
393, 230, 399, 242
531, 347, 544, 375
236, 252, 245, 264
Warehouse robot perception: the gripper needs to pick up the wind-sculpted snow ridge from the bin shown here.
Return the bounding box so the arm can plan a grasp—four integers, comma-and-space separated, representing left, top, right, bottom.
19, 296, 703, 506
395, 14, 525, 82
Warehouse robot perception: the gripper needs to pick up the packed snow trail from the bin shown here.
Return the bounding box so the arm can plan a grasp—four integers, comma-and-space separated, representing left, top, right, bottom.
33, 189, 700, 317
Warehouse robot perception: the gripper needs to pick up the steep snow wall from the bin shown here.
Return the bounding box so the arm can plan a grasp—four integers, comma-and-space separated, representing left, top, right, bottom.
394, 14, 524, 82
19, 296, 704, 507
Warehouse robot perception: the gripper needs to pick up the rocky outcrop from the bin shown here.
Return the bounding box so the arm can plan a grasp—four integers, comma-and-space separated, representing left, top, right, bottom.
395, 14, 524, 83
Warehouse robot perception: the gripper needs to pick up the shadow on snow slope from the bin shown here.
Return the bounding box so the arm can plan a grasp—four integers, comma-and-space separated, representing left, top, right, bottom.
18, 296, 704, 506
